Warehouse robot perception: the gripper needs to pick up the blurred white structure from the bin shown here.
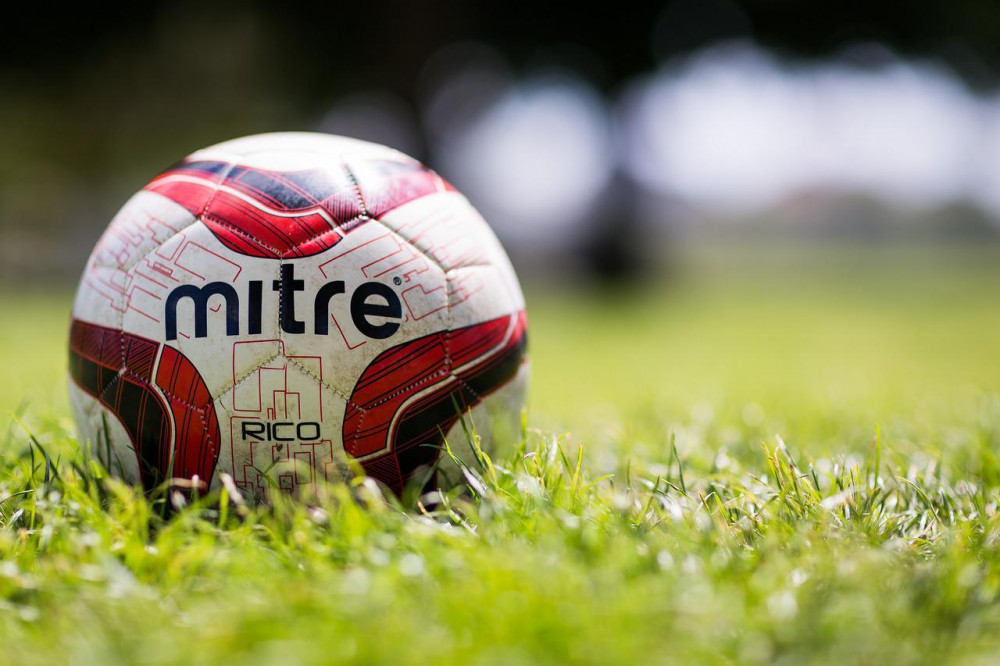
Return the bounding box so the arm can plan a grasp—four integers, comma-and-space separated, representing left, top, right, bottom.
619, 44, 990, 216
421, 46, 613, 246
418, 42, 1000, 249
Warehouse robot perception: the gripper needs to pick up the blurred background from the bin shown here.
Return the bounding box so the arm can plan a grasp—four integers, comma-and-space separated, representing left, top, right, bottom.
4, 0, 1000, 440
6, 0, 1000, 282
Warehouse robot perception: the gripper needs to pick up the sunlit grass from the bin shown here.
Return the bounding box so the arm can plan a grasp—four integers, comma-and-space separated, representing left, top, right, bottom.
3, 242, 1000, 664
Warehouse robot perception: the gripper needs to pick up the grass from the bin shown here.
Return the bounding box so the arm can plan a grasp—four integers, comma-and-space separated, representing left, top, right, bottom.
4, 242, 1000, 664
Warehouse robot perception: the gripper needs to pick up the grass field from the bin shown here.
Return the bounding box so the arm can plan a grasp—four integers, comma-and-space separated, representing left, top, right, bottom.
4, 242, 1000, 664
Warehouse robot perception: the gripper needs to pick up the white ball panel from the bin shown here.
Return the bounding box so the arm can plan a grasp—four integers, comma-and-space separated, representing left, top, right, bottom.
188, 132, 407, 169
376, 192, 526, 310
210, 354, 352, 502
72, 264, 128, 329
447, 264, 523, 330
87, 191, 200, 273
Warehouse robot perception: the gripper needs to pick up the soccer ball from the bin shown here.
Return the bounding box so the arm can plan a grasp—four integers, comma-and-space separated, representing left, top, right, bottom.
68, 132, 528, 502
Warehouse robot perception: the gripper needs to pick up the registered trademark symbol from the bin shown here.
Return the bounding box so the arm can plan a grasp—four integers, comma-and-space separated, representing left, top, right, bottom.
393, 276, 403, 286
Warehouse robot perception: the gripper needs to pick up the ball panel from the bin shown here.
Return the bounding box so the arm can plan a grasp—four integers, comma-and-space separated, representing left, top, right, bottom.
211, 360, 351, 503
344, 154, 453, 219
68, 319, 221, 491
106, 220, 282, 399
73, 190, 199, 330
69, 382, 143, 485
155, 344, 222, 487
148, 136, 450, 261
68, 319, 172, 489
446, 264, 525, 330
343, 310, 527, 493
188, 132, 406, 166
146, 159, 365, 259
86, 191, 200, 273
276, 218, 451, 401
375, 192, 526, 310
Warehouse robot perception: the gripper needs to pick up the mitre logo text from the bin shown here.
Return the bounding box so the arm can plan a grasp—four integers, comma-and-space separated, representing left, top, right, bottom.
163, 264, 402, 341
